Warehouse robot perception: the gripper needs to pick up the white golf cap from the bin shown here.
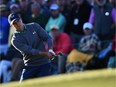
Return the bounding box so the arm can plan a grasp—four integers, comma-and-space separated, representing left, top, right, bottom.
50, 25, 59, 30
83, 22, 93, 30
50, 3, 59, 10
10, 4, 19, 10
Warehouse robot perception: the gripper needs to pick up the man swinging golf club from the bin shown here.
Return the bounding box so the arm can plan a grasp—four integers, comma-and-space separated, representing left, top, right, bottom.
8, 13, 56, 83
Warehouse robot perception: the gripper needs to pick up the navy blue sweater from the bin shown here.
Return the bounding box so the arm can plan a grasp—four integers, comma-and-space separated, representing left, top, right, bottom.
11, 23, 53, 66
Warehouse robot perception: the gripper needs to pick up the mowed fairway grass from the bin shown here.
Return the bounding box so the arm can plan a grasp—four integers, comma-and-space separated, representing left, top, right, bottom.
1, 69, 116, 87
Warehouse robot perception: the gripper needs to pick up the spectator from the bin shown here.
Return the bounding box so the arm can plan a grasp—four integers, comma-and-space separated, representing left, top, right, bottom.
32, 0, 51, 17
66, 22, 101, 73
78, 22, 101, 55
0, 4, 10, 59
78, 22, 102, 69
9, 3, 20, 14
107, 34, 116, 68
0, 0, 4, 4
0, 3, 9, 17
18, 0, 32, 23
45, 3, 66, 34
112, 34, 116, 53
57, 0, 72, 34
89, 0, 116, 48
44, 0, 55, 9
49, 25, 74, 74
69, 0, 77, 8
108, 0, 116, 35
65, 0, 92, 48
109, 0, 115, 8
56, 0, 71, 19
0, 0, 10, 5
0, 4, 10, 83
30, 3, 49, 29
86, 0, 98, 6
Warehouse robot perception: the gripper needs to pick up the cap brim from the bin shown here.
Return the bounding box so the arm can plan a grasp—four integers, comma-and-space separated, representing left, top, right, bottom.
51, 28, 59, 30
51, 8, 58, 10
10, 18, 20, 25
83, 28, 92, 30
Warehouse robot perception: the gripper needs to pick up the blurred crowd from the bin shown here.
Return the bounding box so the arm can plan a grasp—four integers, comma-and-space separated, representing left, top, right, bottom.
0, 0, 116, 83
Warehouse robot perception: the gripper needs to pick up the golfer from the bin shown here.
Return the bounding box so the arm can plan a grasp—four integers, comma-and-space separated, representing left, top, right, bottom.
8, 13, 55, 82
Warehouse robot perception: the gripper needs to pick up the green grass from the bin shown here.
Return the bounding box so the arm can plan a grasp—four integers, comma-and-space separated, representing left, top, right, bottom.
1, 69, 116, 87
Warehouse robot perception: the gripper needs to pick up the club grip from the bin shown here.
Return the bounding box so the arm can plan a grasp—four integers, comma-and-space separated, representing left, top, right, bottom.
51, 52, 63, 60
57, 52, 63, 56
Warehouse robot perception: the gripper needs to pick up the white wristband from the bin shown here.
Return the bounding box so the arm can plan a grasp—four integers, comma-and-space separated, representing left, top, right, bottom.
49, 49, 55, 55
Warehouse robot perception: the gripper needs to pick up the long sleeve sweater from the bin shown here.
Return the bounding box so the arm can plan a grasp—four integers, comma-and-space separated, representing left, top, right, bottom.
11, 23, 53, 66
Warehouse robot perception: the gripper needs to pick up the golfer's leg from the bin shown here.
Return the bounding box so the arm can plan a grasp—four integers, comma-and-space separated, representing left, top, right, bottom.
19, 67, 37, 83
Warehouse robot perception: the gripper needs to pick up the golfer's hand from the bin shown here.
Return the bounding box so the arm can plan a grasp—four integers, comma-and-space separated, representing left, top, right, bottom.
39, 52, 54, 58
46, 52, 54, 59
